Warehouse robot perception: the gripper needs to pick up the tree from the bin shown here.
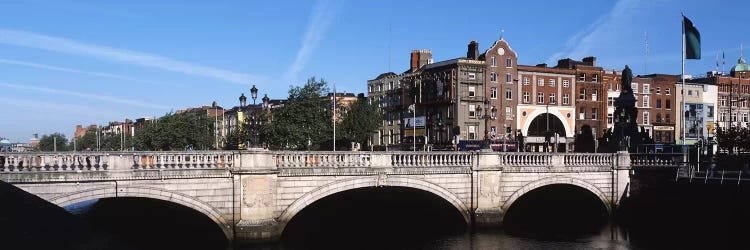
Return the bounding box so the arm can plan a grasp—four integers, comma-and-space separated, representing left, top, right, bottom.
261, 77, 332, 150
37, 133, 69, 151
339, 93, 382, 147
133, 110, 215, 151
574, 125, 596, 153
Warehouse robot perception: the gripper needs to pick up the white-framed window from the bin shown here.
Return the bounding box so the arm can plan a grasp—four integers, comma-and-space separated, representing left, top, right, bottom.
490, 87, 497, 99
468, 73, 476, 80
506, 88, 512, 100
643, 95, 650, 107
523, 92, 530, 103
592, 74, 598, 82
563, 94, 570, 104
468, 104, 476, 117
579, 108, 585, 119
523, 77, 530, 85
666, 88, 671, 95
506, 58, 512, 68
688, 90, 692, 96
563, 79, 569, 88
656, 87, 661, 95
506, 73, 512, 83
468, 126, 477, 140
491, 57, 496, 67
468, 86, 476, 97
579, 73, 586, 81
643, 111, 650, 124
592, 89, 598, 101
666, 100, 671, 109
643, 84, 650, 94
369, 85, 373, 93
506, 107, 512, 119
538, 92, 544, 103
608, 97, 615, 107
538, 78, 544, 86
490, 126, 497, 135
579, 88, 586, 100
632, 83, 638, 93
607, 113, 613, 124
549, 93, 556, 103
592, 108, 598, 120
656, 99, 661, 108
549, 79, 556, 87
490, 72, 497, 82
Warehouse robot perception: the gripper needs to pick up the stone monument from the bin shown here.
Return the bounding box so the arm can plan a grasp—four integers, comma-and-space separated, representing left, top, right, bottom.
608, 65, 642, 152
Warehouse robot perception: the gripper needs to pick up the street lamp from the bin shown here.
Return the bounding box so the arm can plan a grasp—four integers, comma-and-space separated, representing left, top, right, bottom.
475, 100, 497, 149
250, 85, 258, 105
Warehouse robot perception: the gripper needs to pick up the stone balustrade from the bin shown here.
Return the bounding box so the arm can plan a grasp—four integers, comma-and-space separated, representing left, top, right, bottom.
629, 153, 682, 167
565, 153, 615, 166
275, 152, 372, 168
131, 151, 234, 169
0, 152, 108, 171
498, 153, 553, 166
390, 152, 472, 167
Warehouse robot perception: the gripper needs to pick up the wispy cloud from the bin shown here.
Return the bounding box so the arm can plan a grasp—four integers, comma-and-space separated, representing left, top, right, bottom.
284, 0, 342, 82
0, 28, 257, 84
0, 82, 171, 110
0, 96, 109, 117
0, 58, 173, 86
546, 0, 643, 65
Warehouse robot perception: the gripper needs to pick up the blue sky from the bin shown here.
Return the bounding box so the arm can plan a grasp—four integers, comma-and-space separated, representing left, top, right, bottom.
1, 0, 748, 142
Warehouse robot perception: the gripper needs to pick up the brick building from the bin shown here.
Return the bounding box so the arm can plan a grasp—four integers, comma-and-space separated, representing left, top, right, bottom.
480, 38, 518, 143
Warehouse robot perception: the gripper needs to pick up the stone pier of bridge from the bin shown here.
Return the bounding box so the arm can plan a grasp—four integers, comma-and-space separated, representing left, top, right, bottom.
0, 150, 649, 243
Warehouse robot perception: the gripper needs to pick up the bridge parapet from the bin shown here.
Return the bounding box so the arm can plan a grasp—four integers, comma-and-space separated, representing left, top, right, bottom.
629, 153, 682, 168
131, 151, 234, 170
0, 152, 109, 172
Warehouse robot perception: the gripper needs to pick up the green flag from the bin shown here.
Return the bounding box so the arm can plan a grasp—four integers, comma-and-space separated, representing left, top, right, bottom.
683, 15, 701, 59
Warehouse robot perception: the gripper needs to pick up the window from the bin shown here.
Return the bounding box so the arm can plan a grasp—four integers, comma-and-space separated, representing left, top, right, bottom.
490, 87, 497, 99
592, 89, 598, 101
491, 57, 496, 67
523, 92, 530, 103
608, 83, 612, 91
506, 107, 512, 119
688, 90, 692, 96
607, 113, 613, 124
643, 95, 650, 107
643, 84, 650, 94
468, 86, 476, 97
549, 93, 556, 104
388, 81, 393, 90
369, 85, 373, 93
579, 73, 586, 81
656, 87, 661, 95
579, 108, 585, 119
666, 113, 671, 123
538, 78, 544, 86
592, 74, 598, 82
523, 77, 530, 85
632, 83, 638, 93
490, 72, 497, 82
506, 73, 512, 83
563, 80, 569, 88
506, 58, 512, 68
579, 88, 586, 100
666, 88, 671, 95
656, 99, 662, 108
608, 97, 615, 107
490, 126, 497, 135
468, 104, 476, 117
656, 113, 662, 123
743, 113, 748, 123
666, 132, 672, 143
468, 73, 476, 80
666, 100, 671, 109
549, 79, 556, 87
591, 108, 598, 120
377, 84, 382, 91
563, 94, 570, 104
538, 92, 544, 103
506, 88, 512, 100
469, 126, 477, 140
643, 111, 649, 124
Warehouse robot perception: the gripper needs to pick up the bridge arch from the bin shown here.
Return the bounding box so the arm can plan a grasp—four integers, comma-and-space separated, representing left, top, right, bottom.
49, 186, 232, 241
278, 176, 471, 229
502, 176, 612, 214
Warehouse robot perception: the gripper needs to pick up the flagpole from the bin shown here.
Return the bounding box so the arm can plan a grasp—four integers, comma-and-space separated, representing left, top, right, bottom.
681, 12, 687, 162
333, 83, 336, 152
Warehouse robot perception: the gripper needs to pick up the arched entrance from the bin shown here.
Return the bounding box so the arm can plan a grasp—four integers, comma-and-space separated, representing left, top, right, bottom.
526, 112, 567, 152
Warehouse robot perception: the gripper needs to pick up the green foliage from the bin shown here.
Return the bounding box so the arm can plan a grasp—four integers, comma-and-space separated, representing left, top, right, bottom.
261, 77, 332, 150
38, 133, 69, 151
716, 126, 750, 154
339, 93, 382, 146
133, 110, 216, 151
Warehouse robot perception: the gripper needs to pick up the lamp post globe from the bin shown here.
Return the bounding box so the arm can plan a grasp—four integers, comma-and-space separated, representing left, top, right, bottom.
250, 85, 258, 105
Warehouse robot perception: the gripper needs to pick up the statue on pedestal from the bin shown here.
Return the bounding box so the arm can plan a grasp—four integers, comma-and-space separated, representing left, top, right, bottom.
607, 65, 642, 152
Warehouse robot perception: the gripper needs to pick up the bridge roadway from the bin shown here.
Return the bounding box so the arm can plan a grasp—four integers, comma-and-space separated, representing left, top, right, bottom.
0, 150, 663, 243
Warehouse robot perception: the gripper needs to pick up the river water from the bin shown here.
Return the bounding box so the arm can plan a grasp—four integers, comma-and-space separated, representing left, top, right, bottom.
66, 182, 750, 250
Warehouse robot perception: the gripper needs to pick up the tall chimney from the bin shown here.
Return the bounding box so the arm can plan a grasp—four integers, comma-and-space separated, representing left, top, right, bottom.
467, 40, 479, 60
583, 56, 596, 66
410, 50, 433, 72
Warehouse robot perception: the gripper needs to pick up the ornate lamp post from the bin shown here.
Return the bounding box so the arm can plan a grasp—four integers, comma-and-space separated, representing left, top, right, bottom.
476, 99, 497, 149
250, 85, 258, 105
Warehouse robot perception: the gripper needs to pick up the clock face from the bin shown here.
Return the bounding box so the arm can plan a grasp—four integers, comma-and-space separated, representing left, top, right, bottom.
497, 48, 505, 55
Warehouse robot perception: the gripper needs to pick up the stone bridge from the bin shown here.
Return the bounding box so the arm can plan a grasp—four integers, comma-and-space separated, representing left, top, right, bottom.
0, 150, 649, 243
